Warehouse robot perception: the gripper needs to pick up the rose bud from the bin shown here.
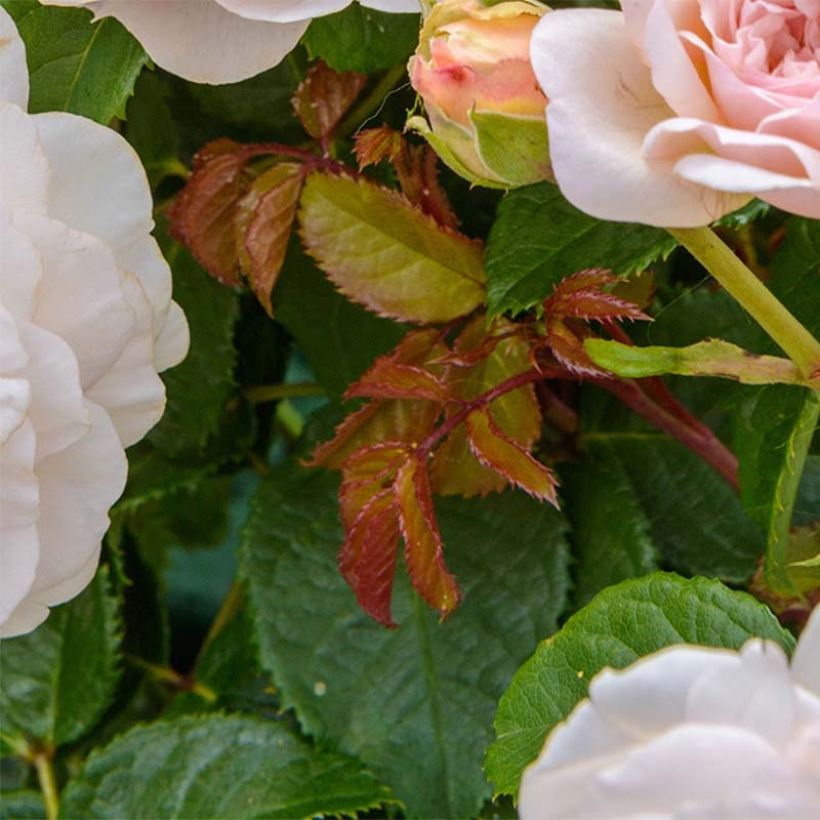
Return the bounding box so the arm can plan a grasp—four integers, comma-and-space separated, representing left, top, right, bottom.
407, 0, 551, 189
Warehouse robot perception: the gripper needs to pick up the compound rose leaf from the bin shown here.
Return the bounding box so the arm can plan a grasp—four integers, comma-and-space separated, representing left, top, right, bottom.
546, 269, 650, 323
292, 60, 367, 141
236, 162, 304, 316
299, 172, 486, 323
465, 408, 559, 506
394, 458, 461, 618
431, 317, 542, 497
169, 139, 246, 286
339, 490, 402, 628
354, 126, 404, 170
340, 442, 409, 529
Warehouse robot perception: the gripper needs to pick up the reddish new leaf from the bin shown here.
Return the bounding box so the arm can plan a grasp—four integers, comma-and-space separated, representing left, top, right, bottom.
340, 442, 408, 529
430, 317, 542, 498
546, 268, 650, 323
292, 61, 367, 141
345, 332, 451, 402
169, 139, 247, 286
236, 162, 304, 316
339, 490, 401, 627
545, 319, 603, 377
354, 126, 404, 170
394, 458, 461, 618
465, 407, 559, 507
308, 330, 448, 468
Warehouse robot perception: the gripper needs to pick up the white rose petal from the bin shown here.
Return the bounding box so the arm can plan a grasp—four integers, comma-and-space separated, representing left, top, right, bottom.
41, 0, 421, 85
0, 9, 188, 638
520, 607, 820, 819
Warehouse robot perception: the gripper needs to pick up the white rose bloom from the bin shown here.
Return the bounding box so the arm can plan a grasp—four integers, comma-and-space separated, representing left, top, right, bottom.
41, 0, 421, 85
0, 8, 189, 638
520, 607, 820, 819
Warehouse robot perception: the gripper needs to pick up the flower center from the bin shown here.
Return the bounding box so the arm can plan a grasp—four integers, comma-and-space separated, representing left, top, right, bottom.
732, 0, 820, 80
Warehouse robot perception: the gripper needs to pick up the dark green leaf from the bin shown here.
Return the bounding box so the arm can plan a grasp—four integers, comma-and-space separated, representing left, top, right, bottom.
561, 457, 658, 607
302, 5, 419, 72
241, 467, 570, 818
486, 572, 794, 797
148, 236, 239, 458
0, 568, 121, 747
2, 0, 147, 122
60, 715, 395, 819
0, 790, 45, 819
582, 435, 762, 582
485, 183, 676, 315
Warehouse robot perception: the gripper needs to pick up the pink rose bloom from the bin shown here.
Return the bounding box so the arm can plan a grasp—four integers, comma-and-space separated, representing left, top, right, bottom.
530, 1, 820, 227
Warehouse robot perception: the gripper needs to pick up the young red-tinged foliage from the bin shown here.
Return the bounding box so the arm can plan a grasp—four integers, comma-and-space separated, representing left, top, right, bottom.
355, 127, 459, 230
299, 172, 484, 323
354, 126, 404, 170
339, 442, 408, 529
394, 458, 461, 618
292, 61, 368, 143
465, 408, 559, 507
430, 317, 542, 497
169, 139, 247, 285
236, 162, 305, 316
545, 269, 651, 323
309, 330, 448, 468
339, 490, 402, 627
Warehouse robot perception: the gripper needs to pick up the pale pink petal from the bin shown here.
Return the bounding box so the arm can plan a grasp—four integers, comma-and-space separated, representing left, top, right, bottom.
687, 640, 798, 745
533, 701, 632, 770
33, 111, 153, 257
0, 523, 40, 636
14, 320, 90, 460
0, 377, 29, 445
216, 0, 419, 20
90, 0, 308, 84
530, 9, 744, 227
792, 607, 820, 697
13, 212, 135, 393
760, 98, 820, 152
589, 646, 741, 736
642, 0, 720, 120
645, 117, 820, 218
31, 402, 126, 600
0, 409, 38, 533
0, 7, 28, 109
0, 207, 41, 319
84, 272, 166, 448
117, 236, 189, 370
0, 102, 49, 215
153, 300, 190, 373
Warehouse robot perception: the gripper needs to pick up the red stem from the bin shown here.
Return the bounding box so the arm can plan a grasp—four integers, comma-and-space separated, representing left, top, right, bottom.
417, 368, 565, 457
598, 378, 740, 491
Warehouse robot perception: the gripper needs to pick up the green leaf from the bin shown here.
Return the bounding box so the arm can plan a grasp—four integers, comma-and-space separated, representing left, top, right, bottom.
561, 457, 658, 607
60, 715, 395, 819
486, 572, 794, 797
302, 5, 420, 72
299, 172, 487, 324
275, 242, 405, 397
485, 182, 676, 315
0, 568, 121, 747
241, 467, 570, 818
581, 435, 762, 582
0, 790, 45, 819
735, 388, 820, 594
148, 235, 239, 458
1, 0, 147, 122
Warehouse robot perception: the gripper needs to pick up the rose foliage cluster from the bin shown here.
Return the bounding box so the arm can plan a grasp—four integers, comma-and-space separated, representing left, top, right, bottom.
0, 1, 818, 819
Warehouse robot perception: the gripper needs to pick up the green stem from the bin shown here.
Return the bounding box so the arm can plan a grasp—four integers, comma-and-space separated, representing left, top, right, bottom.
33, 750, 59, 820
669, 227, 820, 379
764, 393, 820, 595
